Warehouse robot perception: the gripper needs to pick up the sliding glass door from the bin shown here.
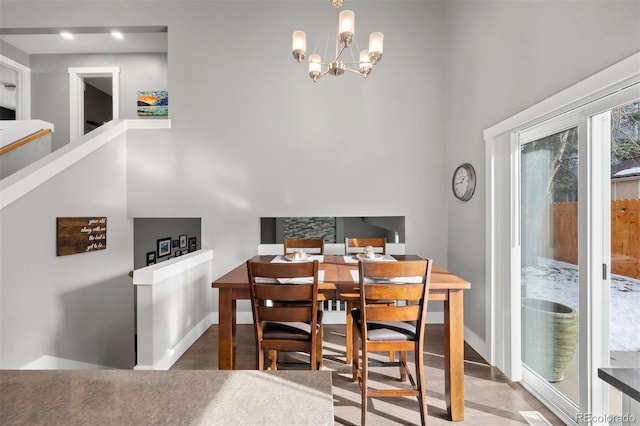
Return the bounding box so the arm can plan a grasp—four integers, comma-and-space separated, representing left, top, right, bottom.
517, 91, 639, 420
520, 121, 580, 410
604, 100, 640, 414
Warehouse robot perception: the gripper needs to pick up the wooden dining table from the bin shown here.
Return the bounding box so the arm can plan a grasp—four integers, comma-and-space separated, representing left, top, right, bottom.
211, 254, 471, 422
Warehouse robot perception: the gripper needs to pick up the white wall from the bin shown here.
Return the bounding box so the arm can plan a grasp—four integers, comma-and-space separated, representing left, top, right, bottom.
0, 134, 134, 368
445, 0, 640, 357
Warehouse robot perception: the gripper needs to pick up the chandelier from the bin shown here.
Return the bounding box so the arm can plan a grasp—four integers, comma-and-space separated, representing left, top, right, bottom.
291, 0, 383, 82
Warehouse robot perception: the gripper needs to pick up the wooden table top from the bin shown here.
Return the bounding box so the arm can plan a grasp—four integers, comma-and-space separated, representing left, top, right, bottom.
212, 254, 470, 291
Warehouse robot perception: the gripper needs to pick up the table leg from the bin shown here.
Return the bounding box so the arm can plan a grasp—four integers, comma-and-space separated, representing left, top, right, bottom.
218, 288, 236, 370
444, 289, 465, 421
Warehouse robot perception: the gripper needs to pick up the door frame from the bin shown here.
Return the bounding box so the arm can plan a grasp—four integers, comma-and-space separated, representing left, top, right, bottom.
0, 55, 31, 120
68, 66, 120, 142
484, 52, 640, 423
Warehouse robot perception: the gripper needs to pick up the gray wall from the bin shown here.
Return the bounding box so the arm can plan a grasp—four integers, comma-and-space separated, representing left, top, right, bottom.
1, 0, 639, 365
0, 134, 134, 368
30, 52, 167, 150
118, 1, 449, 290
0, 39, 29, 67
133, 217, 201, 269
445, 0, 640, 346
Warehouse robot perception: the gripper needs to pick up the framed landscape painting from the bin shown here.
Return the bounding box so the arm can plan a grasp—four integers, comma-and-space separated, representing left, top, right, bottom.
137, 90, 168, 116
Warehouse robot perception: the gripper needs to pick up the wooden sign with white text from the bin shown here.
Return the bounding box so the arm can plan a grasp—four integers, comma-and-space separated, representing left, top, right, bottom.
56, 217, 107, 256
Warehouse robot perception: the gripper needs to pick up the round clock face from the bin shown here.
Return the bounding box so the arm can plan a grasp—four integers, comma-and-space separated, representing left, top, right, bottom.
452, 163, 476, 201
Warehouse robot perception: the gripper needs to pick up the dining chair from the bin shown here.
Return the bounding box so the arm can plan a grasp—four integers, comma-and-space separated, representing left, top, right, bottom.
351, 258, 432, 426
246, 259, 323, 370
344, 237, 387, 255
283, 237, 325, 255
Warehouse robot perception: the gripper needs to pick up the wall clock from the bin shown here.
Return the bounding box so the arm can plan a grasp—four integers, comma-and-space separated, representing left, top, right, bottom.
452, 163, 476, 201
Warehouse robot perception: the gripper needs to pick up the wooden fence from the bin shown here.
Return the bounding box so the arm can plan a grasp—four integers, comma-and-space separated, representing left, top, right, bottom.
551, 199, 639, 279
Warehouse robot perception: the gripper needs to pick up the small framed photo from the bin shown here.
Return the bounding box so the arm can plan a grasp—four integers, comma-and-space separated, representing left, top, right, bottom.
175, 250, 181, 257
179, 234, 187, 249
146, 251, 156, 266
157, 237, 171, 257
188, 237, 197, 253
172, 239, 179, 248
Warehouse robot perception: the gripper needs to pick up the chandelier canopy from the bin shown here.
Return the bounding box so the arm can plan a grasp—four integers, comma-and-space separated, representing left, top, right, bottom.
292, 0, 383, 82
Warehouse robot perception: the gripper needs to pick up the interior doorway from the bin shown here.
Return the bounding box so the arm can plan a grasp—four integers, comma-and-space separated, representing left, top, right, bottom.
0, 55, 30, 120
83, 77, 113, 134
0, 64, 18, 119
68, 67, 120, 142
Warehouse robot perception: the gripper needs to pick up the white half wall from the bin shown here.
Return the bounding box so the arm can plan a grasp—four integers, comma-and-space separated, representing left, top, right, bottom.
133, 249, 214, 370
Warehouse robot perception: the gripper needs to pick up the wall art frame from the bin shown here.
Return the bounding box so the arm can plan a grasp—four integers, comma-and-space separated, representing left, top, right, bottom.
157, 237, 171, 257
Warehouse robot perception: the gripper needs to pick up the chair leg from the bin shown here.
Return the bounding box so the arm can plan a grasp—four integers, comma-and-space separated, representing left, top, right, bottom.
316, 325, 324, 370
352, 321, 360, 382
268, 350, 278, 370
415, 345, 428, 425
361, 346, 369, 426
310, 333, 317, 371
400, 351, 408, 382
257, 346, 264, 370
345, 301, 353, 364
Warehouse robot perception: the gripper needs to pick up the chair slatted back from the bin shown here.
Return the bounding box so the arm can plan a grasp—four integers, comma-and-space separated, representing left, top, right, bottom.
345, 237, 387, 254
284, 238, 325, 255
247, 259, 319, 331
358, 259, 431, 337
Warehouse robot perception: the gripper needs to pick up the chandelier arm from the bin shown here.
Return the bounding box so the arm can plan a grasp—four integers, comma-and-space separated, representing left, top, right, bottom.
344, 67, 365, 76
333, 44, 348, 63
297, 58, 335, 66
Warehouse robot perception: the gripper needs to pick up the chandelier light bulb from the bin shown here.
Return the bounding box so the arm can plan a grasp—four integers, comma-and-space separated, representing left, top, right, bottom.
368, 32, 383, 64
359, 50, 372, 77
338, 10, 354, 46
292, 31, 307, 61
309, 54, 322, 82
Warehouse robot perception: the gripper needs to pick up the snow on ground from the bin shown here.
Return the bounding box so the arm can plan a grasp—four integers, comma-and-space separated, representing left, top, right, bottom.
522, 257, 640, 352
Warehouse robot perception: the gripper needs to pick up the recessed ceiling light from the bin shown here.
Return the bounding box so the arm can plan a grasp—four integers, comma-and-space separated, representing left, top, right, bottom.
60, 31, 73, 40
111, 31, 124, 40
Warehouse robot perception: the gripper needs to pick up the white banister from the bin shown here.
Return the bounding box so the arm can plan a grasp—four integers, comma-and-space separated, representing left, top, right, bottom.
0, 120, 54, 149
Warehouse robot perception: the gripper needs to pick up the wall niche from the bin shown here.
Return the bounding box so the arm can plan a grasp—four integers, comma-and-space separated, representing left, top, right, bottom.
133, 217, 201, 269
260, 216, 405, 244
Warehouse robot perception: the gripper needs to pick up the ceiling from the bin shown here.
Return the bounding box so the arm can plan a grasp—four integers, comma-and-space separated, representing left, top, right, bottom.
0, 26, 168, 55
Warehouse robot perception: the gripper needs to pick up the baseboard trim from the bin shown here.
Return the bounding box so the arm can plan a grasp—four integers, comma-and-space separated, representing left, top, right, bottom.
21, 355, 113, 370
134, 312, 215, 370
464, 325, 491, 364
